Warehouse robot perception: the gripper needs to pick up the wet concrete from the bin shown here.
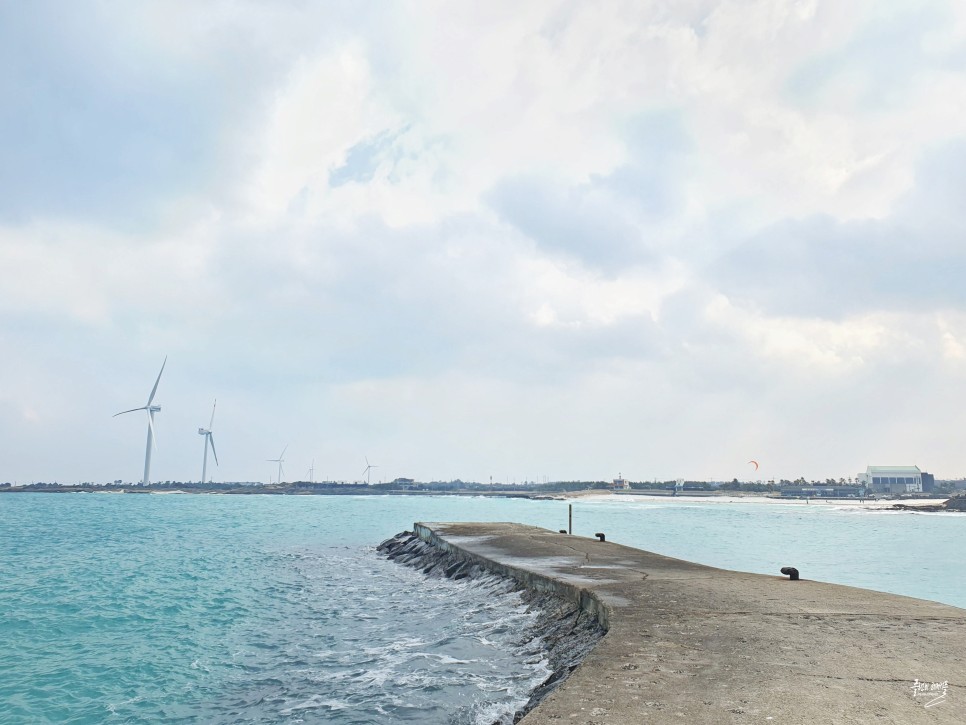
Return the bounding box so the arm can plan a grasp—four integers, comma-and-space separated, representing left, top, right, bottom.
414, 522, 965, 724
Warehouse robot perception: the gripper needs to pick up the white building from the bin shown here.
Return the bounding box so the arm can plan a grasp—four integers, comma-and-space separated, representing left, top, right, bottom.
857, 466, 922, 494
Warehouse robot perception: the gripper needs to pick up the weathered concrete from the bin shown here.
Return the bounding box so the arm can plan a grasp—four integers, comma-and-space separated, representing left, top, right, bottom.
414, 522, 965, 724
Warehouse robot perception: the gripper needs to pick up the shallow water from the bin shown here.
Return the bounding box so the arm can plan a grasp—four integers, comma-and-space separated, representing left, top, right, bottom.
1, 492, 963, 723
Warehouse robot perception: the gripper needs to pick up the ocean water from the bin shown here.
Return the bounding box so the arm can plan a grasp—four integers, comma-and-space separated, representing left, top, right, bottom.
1, 493, 964, 723
575, 496, 966, 609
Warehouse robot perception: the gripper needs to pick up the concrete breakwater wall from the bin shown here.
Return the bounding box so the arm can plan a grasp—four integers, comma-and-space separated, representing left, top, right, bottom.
388, 522, 966, 724
411, 522, 611, 628
378, 528, 605, 722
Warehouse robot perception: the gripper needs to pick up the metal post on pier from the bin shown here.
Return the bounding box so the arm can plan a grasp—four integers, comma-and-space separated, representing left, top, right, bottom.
569, 504, 572, 535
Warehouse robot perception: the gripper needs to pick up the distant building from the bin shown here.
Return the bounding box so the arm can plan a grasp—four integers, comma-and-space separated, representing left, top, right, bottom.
780, 485, 867, 498
857, 466, 923, 494
613, 476, 630, 490
921, 472, 935, 493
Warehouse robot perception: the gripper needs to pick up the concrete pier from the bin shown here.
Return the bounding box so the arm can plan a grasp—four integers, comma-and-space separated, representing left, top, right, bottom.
414, 522, 965, 724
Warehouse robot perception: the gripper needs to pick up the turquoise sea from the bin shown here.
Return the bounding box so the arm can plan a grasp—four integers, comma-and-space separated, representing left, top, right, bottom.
1, 493, 964, 723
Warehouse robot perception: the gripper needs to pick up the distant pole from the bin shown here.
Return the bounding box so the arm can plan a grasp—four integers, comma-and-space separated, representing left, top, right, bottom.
568, 504, 572, 535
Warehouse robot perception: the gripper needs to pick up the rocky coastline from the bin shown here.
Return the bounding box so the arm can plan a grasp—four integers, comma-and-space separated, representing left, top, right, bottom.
377, 530, 605, 724
889, 495, 966, 512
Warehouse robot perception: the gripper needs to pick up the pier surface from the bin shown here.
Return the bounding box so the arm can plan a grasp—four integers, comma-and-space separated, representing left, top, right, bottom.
414, 522, 964, 724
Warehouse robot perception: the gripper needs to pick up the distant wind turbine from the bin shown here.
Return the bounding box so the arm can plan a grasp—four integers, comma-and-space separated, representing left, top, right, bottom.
114, 357, 166, 486
268, 445, 287, 484
307, 459, 315, 483
363, 456, 378, 484
198, 399, 219, 484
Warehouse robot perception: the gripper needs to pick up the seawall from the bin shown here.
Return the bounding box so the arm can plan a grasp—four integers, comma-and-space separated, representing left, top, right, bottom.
404, 522, 965, 724
378, 527, 605, 722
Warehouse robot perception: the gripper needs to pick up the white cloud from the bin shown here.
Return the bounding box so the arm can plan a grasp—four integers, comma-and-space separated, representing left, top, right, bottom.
702, 294, 890, 375
3, 1, 966, 483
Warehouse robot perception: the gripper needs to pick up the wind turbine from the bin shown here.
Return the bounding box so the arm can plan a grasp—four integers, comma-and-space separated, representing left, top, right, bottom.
307, 459, 315, 483
114, 357, 166, 486
198, 399, 218, 484
268, 445, 287, 484
363, 456, 378, 484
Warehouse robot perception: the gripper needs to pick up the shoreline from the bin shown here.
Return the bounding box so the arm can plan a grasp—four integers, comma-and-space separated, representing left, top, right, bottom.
3, 486, 956, 504
569, 491, 956, 507
572, 491, 966, 512
408, 521, 966, 723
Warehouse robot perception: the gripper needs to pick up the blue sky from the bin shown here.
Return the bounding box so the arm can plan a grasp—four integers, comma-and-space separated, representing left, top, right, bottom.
3, 0, 966, 484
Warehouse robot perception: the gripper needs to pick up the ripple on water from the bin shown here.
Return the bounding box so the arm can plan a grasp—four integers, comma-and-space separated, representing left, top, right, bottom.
0, 495, 561, 724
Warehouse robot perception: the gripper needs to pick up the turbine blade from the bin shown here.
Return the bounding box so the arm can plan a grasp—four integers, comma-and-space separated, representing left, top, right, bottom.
114, 406, 147, 417
280, 444, 288, 460
209, 399, 217, 430
146, 356, 167, 406
209, 434, 218, 466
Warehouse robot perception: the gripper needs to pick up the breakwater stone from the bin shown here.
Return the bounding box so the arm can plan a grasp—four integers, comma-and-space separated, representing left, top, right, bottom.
378, 530, 605, 723
385, 522, 966, 724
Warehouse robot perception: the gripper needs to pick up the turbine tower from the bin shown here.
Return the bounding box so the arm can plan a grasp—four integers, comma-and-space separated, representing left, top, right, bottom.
114, 357, 166, 486
198, 399, 218, 484
363, 456, 378, 485
268, 445, 287, 484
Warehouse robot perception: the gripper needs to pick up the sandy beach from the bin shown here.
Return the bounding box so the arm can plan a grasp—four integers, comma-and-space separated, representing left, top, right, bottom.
559, 489, 953, 508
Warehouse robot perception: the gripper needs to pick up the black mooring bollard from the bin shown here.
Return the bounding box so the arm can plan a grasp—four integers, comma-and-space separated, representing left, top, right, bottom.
559, 529, 567, 534
595, 532, 606, 542
781, 567, 800, 581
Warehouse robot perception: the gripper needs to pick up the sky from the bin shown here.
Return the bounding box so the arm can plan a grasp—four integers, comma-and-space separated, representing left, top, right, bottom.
2, 0, 966, 485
